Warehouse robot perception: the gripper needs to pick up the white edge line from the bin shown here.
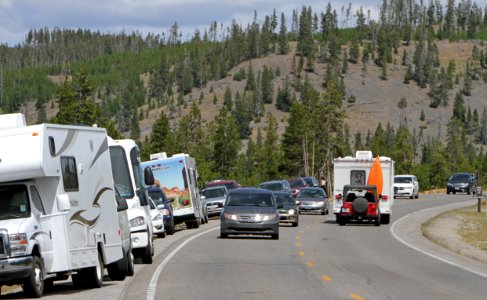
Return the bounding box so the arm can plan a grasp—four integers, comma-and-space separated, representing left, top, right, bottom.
390, 210, 487, 279
146, 226, 220, 300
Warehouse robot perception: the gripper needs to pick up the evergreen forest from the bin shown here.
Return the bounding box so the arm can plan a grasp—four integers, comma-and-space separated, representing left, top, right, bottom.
2, 0, 487, 192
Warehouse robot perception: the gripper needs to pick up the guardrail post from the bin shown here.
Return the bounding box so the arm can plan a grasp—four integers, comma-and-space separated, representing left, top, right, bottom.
475, 186, 483, 213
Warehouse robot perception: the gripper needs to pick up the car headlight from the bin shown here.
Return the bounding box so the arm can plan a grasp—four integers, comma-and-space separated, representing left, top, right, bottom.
317, 201, 325, 206
129, 216, 145, 227
223, 212, 237, 220
152, 214, 162, 221
9, 233, 28, 257
447, 183, 453, 186
288, 209, 296, 215
163, 209, 170, 216
258, 214, 277, 221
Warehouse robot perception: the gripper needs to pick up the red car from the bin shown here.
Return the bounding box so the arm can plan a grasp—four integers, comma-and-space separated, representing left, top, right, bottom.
336, 185, 382, 226
287, 178, 307, 197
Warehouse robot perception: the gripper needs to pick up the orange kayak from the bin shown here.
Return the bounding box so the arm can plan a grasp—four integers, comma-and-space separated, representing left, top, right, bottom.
367, 156, 383, 195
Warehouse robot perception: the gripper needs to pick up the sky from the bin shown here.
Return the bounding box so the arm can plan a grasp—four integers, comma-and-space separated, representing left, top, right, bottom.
0, 0, 486, 46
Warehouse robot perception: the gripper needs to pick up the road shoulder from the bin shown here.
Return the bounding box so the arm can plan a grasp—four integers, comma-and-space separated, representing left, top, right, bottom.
390, 200, 487, 278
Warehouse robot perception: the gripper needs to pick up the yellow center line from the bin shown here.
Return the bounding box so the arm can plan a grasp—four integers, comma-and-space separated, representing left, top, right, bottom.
295, 242, 301, 247
295, 236, 301, 240
299, 251, 305, 257
306, 261, 313, 267
350, 293, 364, 300
322, 275, 332, 282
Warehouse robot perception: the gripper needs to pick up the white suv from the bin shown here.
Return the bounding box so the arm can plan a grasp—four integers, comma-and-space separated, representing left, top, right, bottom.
394, 175, 419, 199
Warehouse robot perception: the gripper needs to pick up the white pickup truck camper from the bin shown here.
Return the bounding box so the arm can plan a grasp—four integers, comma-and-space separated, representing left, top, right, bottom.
108, 138, 155, 264
0, 114, 125, 297
333, 151, 395, 224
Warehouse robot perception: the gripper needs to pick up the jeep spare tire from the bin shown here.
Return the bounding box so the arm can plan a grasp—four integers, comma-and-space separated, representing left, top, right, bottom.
352, 197, 368, 214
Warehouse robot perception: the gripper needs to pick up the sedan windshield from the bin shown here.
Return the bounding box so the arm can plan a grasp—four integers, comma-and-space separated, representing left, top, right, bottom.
450, 174, 470, 182
259, 182, 283, 191
297, 189, 324, 198
289, 180, 305, 188
274, 194, 295, 205
226, 193, 273, 207
205, 188, 226, 199
395, 177, 412, 184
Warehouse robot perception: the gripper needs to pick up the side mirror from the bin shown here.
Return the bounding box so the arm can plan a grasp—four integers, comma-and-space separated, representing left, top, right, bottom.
56, 194, 71, 212
144, 167, 155, 185
277, 204, 284, 209
117, 196, 128, 211
295, 200, 301, 206
157, 204, 165, 211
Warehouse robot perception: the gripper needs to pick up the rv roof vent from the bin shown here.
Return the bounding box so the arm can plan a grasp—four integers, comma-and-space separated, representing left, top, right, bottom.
150, 152, 167, 160
0, 113, 26, 129
355, 151, 373, 160
172, 153, 189, 158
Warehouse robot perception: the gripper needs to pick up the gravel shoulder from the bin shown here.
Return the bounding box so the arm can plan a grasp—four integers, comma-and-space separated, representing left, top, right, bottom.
422, 202, 487, 264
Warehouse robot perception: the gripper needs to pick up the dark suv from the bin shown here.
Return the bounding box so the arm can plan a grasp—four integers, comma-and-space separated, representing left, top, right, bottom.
447, 173, 476, 195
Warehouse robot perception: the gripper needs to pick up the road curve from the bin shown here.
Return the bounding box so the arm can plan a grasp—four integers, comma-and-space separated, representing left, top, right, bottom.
2, 194, 486, 300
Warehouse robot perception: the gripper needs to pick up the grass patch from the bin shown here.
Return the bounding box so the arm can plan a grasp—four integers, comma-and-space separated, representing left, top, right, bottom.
457, 202, 487, 251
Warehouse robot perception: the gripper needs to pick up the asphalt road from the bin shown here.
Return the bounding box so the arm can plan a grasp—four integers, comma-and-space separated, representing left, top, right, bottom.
2, 194, 486, 300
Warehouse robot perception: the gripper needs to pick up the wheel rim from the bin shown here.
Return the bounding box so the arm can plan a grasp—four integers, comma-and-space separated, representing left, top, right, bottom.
34, 262, 43, 290
96, 257, 102, 281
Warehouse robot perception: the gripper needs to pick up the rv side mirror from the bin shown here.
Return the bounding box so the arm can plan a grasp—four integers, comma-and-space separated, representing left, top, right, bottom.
117, 197, 128, 212
144, 167, 155, 186
56, 194, 71, 211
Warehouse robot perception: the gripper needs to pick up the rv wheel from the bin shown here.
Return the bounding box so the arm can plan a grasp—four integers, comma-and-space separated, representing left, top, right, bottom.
126, 251, 135, 276
86, 252, 104, 288
22, 255, 44, 298
107, 251, 128, 281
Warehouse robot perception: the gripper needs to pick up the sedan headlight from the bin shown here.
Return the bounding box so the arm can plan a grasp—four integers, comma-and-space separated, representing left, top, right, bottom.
288, 209, 296, 215
447, 183, 453, 186
152, 214, 162, 222
9, 233, 28, 257
129, 216, 145, 228
223, 212, 237, 220
256, 214, 277, 221
317, 201, 325, 206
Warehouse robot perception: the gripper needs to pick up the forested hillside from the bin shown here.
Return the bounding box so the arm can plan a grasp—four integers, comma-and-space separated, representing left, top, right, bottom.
1, 0, 487, 191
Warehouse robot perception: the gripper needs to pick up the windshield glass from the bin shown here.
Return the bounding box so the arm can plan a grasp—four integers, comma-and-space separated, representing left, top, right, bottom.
289, 180, 305, 188
0, 185, 30, 220
109, 146, 135, 198
259, 182, 283, 191
148, 191, 164, 206
205, 188, 226, 199
274, 194, 295, 205
450, 174, 470, 182
395, 177, 412, 184
226, 193, 274, 207
297, 189, 324, 198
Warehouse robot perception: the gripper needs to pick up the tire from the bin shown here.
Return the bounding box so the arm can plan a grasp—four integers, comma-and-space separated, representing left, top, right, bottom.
321, 209, 326, 215
352, 197, 368, 214
338, 218, 346, 226
415, 194, 419, 199
292, 221, 299, 227
126, 251, 135, 276
195, 218, 200, 228
107, 251, 128, 281
447, 191, 450, 195
185, 221, 193, 229
86, 252, 104, 288
381, 214, 390, 224
374, 215, 381, 226
271, 233, 279, 240
71, 273, 87, 289
141, 235, 153, 264
410, 195, 414, 199
335, 214, 340, 223
220, 232, 228, 238
22, 255, 44, 298
166, 219, 175, 235
157, 232, 166, 238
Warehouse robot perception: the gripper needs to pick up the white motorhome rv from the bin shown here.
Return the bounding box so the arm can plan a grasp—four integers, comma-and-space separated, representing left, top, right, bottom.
142, 153, 205, 229
0, 114, 124, 297
108, 138, 155, 264
332, 151, 395, 224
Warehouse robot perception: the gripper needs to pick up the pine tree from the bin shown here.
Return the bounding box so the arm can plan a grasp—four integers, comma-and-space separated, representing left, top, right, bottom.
223, 86, 233, 111
261, 66, 274, 104
245, 62, 256, 91
129, 110, 140, 140
278, 13, 289, 55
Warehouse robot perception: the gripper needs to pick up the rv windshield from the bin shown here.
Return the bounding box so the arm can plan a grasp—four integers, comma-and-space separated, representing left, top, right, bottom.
109, 146, 135, 198
0, 185, 30, 220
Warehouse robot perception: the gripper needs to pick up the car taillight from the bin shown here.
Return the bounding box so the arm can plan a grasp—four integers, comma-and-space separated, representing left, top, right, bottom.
381, 195, 388, 202
335, 194, 342, 200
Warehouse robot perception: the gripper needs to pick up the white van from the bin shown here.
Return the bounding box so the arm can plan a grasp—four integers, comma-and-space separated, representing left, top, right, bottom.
108, 138, 155, 264
0, 114, 124, 297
